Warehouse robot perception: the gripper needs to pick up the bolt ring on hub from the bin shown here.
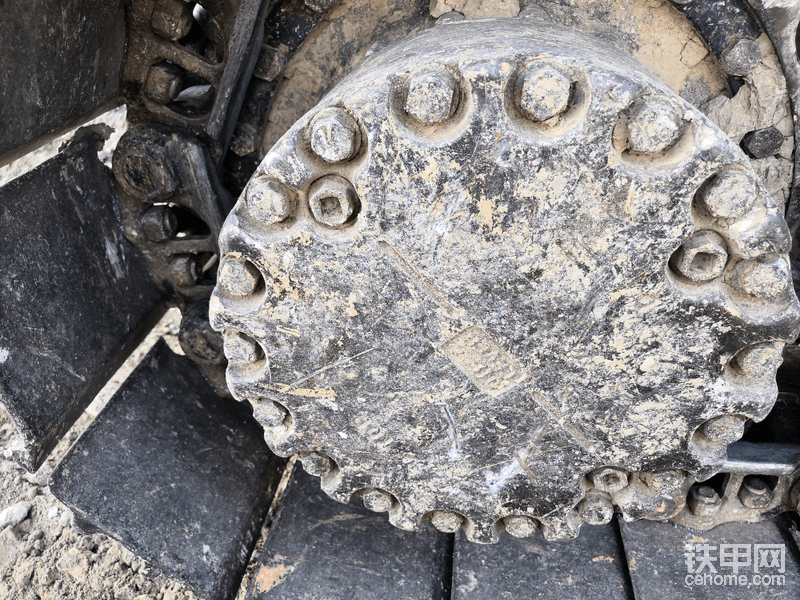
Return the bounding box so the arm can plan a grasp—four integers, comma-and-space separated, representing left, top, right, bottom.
209, 20, 800, 543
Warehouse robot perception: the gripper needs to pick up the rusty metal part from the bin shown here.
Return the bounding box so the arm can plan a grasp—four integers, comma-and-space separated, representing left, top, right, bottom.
113, 123, 233, 302
121, 0, 269, 161
210, 19, 800, 543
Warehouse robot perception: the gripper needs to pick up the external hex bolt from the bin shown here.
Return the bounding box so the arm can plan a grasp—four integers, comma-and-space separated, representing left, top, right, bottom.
738, 476, 772, 509
515, 63, 572, 122
503, 515, 537, 538
626, 97, 683, 154
308, 175, 359, 227
309, 107, 362, 163
144, 63, 184, 105
169, 254, 201, 287
223, 331, 263, 365
578, 494, 614, 525
430, 511, 463, 533
591, 467, 629, 493
246, 176, 295, 225
697, 170, 756, 219
721, 38, 762, 77
150, 0, 194, 41
115, 137, 178, 202
362, 489, 394, 512
741, 127, 785, 159
671, 231, 728, 283
218, 257, 262, 297
301, 452, 334, 477
257, 401, 289, 428
141, 205, 178, 242
178, 301, 225, 365
733, 343, 783, 378
688, 485, 722, 517
702, 414, 746, 444
404, 68, 459, 125
230, 123, 259, 157
727, 257, 790, 300
644, 470, 687, 494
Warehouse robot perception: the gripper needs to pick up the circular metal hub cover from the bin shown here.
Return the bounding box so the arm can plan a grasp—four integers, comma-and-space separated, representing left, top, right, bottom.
211, 20, 800, 542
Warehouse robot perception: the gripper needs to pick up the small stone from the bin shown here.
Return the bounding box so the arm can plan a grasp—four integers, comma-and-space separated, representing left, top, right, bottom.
0, 527, 22, 572
57, 547, 91, 583
47, 506, 59, 520
38, 567, 59, 586
58, 509, 74, 528
0, 501, 31, 530
12, 558, 34, 586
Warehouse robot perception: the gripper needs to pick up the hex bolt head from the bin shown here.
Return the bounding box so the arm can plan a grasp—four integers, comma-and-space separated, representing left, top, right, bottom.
733, 342, 784, 378
255, 401, 289, 428
114, 135, 178, 202
644, 470, 687, 494
301, 452, 334, 477
591, 467, 629, 493
150, 0, 194, 41
308, 175, 359, 227
741, 127, 785, 159
578, 494, 614, 525
254, 45, 287, 82
721, 38, 762, 77
404, 68, 459, 125
738, 476, 772, 509
141, 205, 178, 242
230, 123, 259, 157
626, 97, 683, 154
430, 511, 463, 533
688, 485, 722, 517
363, 489, 394, 512
503, 515, 537, 538
178, 301, 225, 365
671, 231, 728, 282
169, 254, 201, 287
144, 63, 184, 105
246, 176, 295, 225
309, 107, 361, 163
697, 170, 756, 219
223, 330, 263, 365
727, 257, 791, 300
515, 64, 572, 122
218, 257, 263, 297
702, 414, 746, 444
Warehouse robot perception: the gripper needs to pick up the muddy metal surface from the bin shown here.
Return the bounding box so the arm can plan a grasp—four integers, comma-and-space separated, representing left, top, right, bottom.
211, 18, 800, 543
